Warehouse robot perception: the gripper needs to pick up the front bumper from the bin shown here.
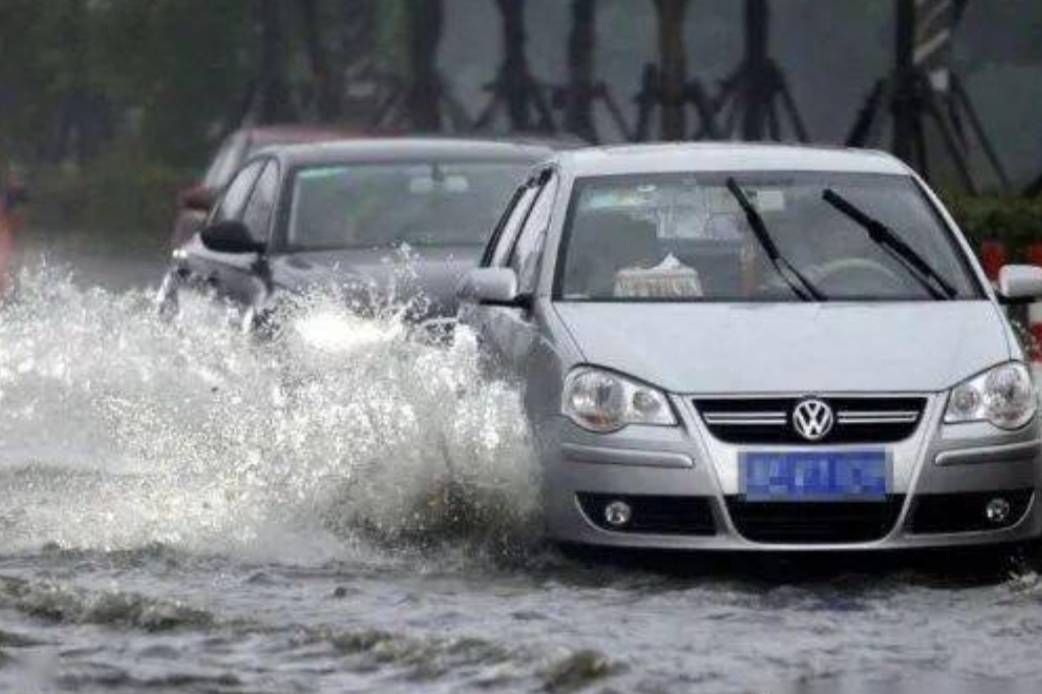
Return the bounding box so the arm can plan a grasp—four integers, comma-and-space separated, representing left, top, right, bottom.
540, 393, 1042, 551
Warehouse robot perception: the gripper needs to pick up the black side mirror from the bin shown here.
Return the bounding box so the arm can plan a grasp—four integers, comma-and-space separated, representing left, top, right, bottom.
199, 220, 265, 255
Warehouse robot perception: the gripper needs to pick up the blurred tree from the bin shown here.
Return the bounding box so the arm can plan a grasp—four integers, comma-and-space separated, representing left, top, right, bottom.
298, 0, 342, 121
405, 0, 444, 131
498, 0, 532, 130
0, 0, 113, 163
713, 0, 807, 142
564, 0, 597, 142
476, 0, 554, 133
653, 0, 689, 140
255, 0, 297, 124
90, 0, 257, 164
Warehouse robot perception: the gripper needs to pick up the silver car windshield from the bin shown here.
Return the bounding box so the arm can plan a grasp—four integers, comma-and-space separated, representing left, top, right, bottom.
557, 172, 981, 302
286, 162, 528, 250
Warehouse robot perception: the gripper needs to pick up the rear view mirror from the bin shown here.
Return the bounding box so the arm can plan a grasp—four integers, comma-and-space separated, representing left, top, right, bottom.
457, 267, 527, 307
200, 220, 265, 255
998, 265, 1042, 302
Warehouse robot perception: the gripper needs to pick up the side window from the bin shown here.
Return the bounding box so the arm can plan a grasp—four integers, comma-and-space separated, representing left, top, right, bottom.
481, 185, 527, 267
210, 160, 263, 224
488, 185, 539, 268
509, 172, 558, 291
241, 161, 280, 243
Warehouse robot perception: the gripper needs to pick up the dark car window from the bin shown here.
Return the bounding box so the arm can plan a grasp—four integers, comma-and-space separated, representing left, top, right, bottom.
211, 160, 264, 224
508, 172, 558, 291
241, 161, 280, 243
488, 184, 539, 268
284, 161, 528, 250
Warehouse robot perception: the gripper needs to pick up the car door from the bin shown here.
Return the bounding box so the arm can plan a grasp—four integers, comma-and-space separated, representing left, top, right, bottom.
467, 168, 558, 377
498, 169, 558, 374
215, 159, 281, 308
461, 177, 539, 363
175, 159, 265, 305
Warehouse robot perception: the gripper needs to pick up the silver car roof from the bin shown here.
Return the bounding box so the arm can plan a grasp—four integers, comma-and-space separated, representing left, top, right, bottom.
556, 143, 911, 178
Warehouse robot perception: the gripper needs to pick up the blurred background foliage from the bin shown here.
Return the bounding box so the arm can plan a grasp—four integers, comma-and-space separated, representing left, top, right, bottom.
1, 0, 1041, 253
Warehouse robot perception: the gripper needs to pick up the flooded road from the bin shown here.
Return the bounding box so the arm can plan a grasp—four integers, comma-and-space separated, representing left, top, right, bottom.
1, 258, 1042, 693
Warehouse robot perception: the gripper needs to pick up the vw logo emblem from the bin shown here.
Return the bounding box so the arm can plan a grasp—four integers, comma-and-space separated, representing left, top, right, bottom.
792, 398, 834, 441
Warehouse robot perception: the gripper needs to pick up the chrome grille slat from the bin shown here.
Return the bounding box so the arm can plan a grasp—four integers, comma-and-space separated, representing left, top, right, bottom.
703, 418, 787, 426
703, 411, 787, 426
694, 396, 927, 444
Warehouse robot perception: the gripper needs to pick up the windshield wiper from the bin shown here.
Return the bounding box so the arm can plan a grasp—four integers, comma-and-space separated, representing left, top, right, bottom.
821, 188, 957, 300
725, 178, 826, 302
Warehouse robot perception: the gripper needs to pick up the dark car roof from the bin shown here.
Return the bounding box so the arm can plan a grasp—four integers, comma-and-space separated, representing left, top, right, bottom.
259, 138, 554, 169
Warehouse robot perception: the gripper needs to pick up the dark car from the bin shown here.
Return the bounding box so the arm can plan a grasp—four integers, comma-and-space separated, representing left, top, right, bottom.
171, 125, 360, 249
156, 138, 552, 333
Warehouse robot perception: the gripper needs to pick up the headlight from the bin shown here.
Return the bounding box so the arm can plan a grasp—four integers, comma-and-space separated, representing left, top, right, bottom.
944, 362, 1038, 430
562, 367, 676, 432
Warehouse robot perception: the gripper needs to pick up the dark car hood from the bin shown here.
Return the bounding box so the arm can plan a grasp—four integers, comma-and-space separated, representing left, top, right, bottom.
269, 244, 482, 318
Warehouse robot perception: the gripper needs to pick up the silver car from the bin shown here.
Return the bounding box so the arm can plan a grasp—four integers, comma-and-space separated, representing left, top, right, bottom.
458, 143, 1042, 551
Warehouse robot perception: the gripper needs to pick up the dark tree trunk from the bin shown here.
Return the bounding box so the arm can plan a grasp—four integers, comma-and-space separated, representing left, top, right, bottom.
337, 0, 381, 125
298, 0, 341, 121
406, 0, 444, 131
740, 0, 769, 140
339, 0, 376, 78
565, 0, 597, 142
891, 0, 917, 163
495, 0, 533, 131
257, 0, 296, 124
653, 0, 689, 140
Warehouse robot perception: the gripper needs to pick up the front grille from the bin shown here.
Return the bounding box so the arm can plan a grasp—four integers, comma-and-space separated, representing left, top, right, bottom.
907, 489, 1033, 534
695, 397, 926, 444
576, 493, 715, 535
725, 496, 906, 543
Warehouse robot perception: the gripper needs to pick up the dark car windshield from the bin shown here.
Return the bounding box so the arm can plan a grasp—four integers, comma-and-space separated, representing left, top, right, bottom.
285, 161, 529, 250
557, 171, 981, 302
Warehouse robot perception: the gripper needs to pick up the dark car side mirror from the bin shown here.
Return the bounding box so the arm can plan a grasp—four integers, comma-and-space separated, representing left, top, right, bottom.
179, 184, 216, 213
199, 220, 265, 255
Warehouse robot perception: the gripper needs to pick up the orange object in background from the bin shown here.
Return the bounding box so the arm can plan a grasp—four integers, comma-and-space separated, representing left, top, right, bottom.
978, 239, 1008, 283
0, 203, 13, 298
0, 172, 27, 298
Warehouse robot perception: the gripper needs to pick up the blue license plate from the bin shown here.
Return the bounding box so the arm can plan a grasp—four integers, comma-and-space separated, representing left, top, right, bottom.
741, 450, 890, 502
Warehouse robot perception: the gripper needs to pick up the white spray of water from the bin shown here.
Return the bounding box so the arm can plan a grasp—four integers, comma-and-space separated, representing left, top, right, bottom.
0, 263, 540, 561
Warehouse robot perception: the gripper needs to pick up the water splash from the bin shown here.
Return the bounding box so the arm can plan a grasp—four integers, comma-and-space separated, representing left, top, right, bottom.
0, 262, 540, 561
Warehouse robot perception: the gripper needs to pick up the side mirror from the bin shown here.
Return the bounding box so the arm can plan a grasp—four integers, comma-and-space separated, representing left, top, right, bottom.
199, 220, 265, 255
998, 265, 1042, 302
178, 184, 215, 213
457, 267, 528, 307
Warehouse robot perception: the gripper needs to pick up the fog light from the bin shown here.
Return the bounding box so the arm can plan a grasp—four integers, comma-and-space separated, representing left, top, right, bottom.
603, 500, 632, 528
985, 497, 1011, 525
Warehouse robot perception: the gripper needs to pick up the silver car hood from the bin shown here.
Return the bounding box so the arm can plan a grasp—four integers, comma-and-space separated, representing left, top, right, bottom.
553, 301, 1011, 394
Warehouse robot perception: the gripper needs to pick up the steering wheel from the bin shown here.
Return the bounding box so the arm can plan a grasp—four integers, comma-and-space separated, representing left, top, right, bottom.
811, 257, 906, 294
